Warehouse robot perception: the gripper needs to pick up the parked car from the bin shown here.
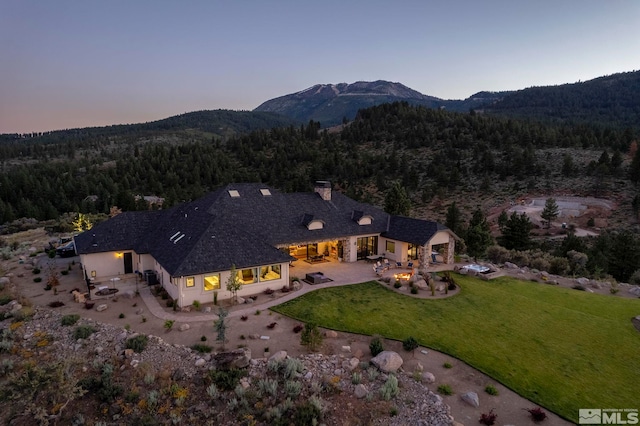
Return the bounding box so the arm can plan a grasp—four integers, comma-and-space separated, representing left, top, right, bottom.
56, 241, 76, 257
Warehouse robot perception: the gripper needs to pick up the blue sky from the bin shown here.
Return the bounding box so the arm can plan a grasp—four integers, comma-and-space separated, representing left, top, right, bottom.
1, 0, 639, 133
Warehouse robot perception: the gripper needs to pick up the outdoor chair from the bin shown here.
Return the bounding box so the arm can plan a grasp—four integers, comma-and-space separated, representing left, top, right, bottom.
395, 261, 402, 268
407, 261, 414, 269
383, 259, 390, 268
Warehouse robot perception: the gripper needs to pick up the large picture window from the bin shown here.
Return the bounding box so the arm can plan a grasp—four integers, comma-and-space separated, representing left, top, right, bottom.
238, 268, 258, 285
260, 265, 281, 281
386, 241, 395, 254
203, 274, 220, 291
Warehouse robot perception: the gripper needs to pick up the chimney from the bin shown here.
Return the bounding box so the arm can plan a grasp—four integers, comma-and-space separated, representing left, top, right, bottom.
314, 180, 331, 201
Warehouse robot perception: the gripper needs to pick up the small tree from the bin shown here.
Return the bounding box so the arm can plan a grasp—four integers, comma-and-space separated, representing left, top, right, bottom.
214, 307, 228, 349
72, 213, 93, 232
226, 264, 242, 304
465, 207, 493, 261
300, 323, 323, 352
540, 197, 559, 228
384, 181, 411, 216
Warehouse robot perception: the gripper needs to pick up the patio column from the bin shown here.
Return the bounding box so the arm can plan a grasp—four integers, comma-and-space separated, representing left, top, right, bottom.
418, 244, 429, 273
444, 235, 455, 264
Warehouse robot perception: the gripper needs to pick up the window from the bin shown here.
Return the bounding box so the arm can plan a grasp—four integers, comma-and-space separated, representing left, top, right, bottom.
204, 274, 220, 291
186, 277, 195, 288
260, 188, 271, 196
228, 190, 240, 197
386, 241, 395, 254
260, 264, 281, 281
237, 268, 258, 285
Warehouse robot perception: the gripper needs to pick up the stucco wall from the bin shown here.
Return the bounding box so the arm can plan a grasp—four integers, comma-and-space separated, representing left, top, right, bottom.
81, 252, 130, 280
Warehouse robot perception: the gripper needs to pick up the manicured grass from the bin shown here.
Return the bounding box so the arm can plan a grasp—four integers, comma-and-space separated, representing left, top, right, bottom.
272, 275, 640, 422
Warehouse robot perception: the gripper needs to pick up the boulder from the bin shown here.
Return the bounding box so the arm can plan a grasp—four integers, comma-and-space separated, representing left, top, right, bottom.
414, 279, 428, 289
628, 286, 640, 296
341, 345, 351, 353
458, 267, 468, 275
194, 358, 206, 367
212, 347, 251, 370
504, 262, 518, 269
236, 297, 245, 304
0, 277, 10, 286
268, 350, 288, 363
576, 277, 590, 286
342, 357, 360, 371
179, 323, 190, 332
204, 307, 212, 313
324, 330, 338, 338
10, 303, 22, 313
461, 391, 479, 407
96, 304, 108, 312
354, 384, 368, 399
371, 351, 403, 373
422, 372, 435, 383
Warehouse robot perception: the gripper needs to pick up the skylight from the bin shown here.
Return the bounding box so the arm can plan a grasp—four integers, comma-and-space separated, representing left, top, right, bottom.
228, 190, 240, 197
260, 188, 271, 196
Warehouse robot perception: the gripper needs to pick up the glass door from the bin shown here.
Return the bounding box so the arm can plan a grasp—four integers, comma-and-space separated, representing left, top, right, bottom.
356, 236, 378, 260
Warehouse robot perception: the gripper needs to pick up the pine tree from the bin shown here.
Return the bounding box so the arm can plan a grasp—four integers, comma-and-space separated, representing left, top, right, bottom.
445, 202, 462, 235
465, 208, 493, 260
540, 198, 559, 228
500, 212, 532, 250
384, 181, 411, 216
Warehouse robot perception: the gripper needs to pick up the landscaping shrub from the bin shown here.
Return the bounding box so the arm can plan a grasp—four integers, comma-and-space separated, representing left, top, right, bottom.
437, 384, 453, 395
402, 336, 419, 352
300, 323, 323, 352
209, 368, 247, 391
479, 409, 498, 425
486, 245, 511, 264
240, 315, 248, 321
293, 324, 304, 333
443, 362, 453, 369
118, 313, 125, 318
125, 335, 148, 353
61, 314, 80, 326
32, 267, 41, 274
393, 281, 401, 289
526, 407, 547, 423
293, 398, 324, 425
48, 301, 65, 308
549, 257, 570, 275
74, 325, 96, 339
380, 375, 399, 400
164, 319, 175, 330
369, 336, 384, 356
33, 277, 42, 283
0, 295, 12, 306
410, 286, 418, 294
530, 257, 551, 272
165, 299, 173, 307
192, 300, 201, 310
201, 335, 207, 341
264, 287, 274, 295
190, 343, 212, 353
60, 270, 69, 275
484, 384, 499, 396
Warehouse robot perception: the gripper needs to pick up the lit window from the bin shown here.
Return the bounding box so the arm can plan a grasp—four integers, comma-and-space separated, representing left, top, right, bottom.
186, 277, 195, 287
260, 265, 281, 281
204, 274, 220, 291
386, 241, 395, 254
237, 268, 257, 285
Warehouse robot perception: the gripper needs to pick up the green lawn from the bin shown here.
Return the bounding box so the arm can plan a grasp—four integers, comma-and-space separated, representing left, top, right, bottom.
272, 275, 640, 422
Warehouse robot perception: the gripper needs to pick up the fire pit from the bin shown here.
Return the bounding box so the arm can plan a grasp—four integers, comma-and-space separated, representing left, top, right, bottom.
394, 272, 412, 281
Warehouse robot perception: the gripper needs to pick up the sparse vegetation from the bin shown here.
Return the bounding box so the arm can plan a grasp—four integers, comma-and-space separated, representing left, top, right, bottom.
125, 335, 148, 353
437, 384, 453, 395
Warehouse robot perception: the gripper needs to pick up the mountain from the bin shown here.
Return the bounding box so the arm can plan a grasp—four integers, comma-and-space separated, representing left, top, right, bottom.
481, 70, 640, 129
254, 81, 450, 127
1, 109, 298, 143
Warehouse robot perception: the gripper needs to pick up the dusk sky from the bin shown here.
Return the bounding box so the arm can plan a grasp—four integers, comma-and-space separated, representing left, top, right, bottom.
1, 0, 639, 133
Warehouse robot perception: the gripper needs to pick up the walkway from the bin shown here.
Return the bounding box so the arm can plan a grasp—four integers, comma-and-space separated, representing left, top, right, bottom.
136, 259, 458, 323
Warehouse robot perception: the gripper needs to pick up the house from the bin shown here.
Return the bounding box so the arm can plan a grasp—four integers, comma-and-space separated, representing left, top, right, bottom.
74, 181, 457, 307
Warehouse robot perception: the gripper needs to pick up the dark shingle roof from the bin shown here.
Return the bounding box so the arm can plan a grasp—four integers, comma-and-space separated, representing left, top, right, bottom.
76, 183, 449, 277
382, 215, 452, 246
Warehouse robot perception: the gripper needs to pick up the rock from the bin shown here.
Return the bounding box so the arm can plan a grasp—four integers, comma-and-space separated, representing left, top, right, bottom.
204, 307, 211, 313
245, 298, 253, 304
212, 347, 251, 370
415, 362, 424, 372
324, 330, 338, 338
10, 303, 22, 312
269, 350, 288, 363
422, 372, 435, 383
181, 306, 191, 312
436, 285, 444, 292
342, 357, 359, 371
260, 335, 270, 340
291, 280, 301, 290
239, 377, 250, 389
95, 346, 103, 354
131, 359, 139, 368
354, 384, 368, 398
371, 351, 403, 373
248, 334, 260, 340
124, 349, 134, 358
504, 262, 518, 269
576, 277, 590, 286
117, 331, 128, 341
586, 288, 594, 293
135, 308, 144, 315
0, 277, 10, 286
96, 304, 108, 312
628, 286, 640, 296
172, 368, 185, 381
458, 267, 468, 275
236, 297, 245, 304
179, 324, 190, 332
353, 348, 364, 358
420, 349, 429, 355
414, 279, 428, 289
304, 371, 313, 380
461, 391, 479, 408
341, 345, 351, 353
194, 358, 206, 367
